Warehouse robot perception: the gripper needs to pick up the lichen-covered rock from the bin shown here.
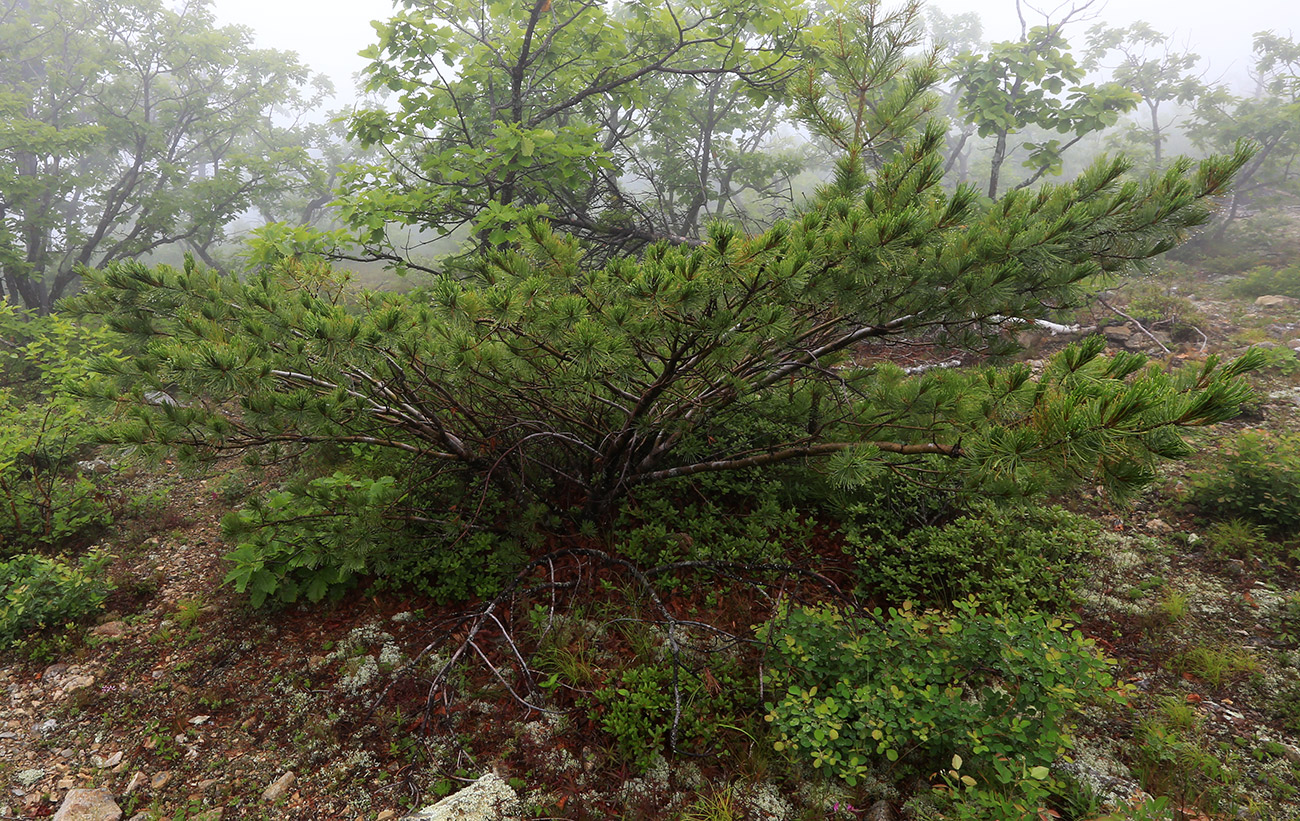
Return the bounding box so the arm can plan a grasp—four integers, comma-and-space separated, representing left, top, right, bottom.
1256, 294, 1300, 308
1054, 740, 1151, 812
401, 772, 521, 821
52, 789, 121, 821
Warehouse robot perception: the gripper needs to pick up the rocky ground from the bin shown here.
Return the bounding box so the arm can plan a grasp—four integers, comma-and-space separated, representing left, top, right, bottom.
3, 266, 1300, 821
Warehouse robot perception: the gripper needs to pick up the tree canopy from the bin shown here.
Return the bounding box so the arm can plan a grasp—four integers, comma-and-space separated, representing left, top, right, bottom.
0, 0, 327, 312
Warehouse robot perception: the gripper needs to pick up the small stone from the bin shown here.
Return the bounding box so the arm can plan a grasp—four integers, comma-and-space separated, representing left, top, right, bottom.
51, 789, 121, 821
62, 675, 96, 697
188, 715, 211, 725
198, 779, 220, 792
91, 621, 126, 638
92, 751, 123, 769
1288, 339, 1300, 351
261, 771, 296, 803
124, 773, 148, 797
44, 663, 70, 679
1146, 518, 1172, 534
377, 812, 397, 821
150, 771, 174, 790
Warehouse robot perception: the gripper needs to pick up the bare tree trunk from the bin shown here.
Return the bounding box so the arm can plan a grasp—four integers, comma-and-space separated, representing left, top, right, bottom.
988, 131, 1008, 199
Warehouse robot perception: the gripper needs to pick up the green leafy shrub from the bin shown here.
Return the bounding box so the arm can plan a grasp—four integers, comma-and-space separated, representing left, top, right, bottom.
1225, 264, 1300, 300
921, 755, 1070, 821
1270, 683, 1300, 735
830, 454, 967, 538
589, 659, 746, 772
1251, 345, 1300, 377
0, 305, 119, 555
616, 472, 807, 566
843, 502, 1096, 610
0, 551, 113, 651
593, 664, 675, 770
222, 471, 529, 607
1122, 280, 1206, 341
1186, 431, 1300, 538
760, 600, 1123, 786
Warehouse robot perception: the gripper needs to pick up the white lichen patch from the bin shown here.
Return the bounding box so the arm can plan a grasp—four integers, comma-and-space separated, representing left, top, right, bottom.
339, 654, 380, 694
326, 621, 404, 693
14, 769, 44, 787
736, 781, 794, 821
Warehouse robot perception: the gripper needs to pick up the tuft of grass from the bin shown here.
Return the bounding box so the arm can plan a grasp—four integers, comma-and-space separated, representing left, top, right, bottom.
678, 784, 741, 821
1170, 644, 1260, 689
1156, 587, 1190, 625
1205, 519, 1269, 560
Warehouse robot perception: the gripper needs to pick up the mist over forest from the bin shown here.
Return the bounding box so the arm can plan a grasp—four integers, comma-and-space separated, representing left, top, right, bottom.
3, 0, 1297, 308
4, 1, 1300, 820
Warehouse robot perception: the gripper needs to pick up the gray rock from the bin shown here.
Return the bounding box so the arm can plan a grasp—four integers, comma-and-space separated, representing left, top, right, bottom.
1054, 748, 1151, 813
1283, 744, 1300, 766
400, 772, 522, 821
261, 771, 296, 803
61, 675, 96, 697
76, 459, 112, 475
150, 771, 173, 790
52, 789, 121, 821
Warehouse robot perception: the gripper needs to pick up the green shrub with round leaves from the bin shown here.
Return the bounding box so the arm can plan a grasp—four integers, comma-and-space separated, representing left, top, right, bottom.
760, 599, 1124, 786
0, 550, 113, 651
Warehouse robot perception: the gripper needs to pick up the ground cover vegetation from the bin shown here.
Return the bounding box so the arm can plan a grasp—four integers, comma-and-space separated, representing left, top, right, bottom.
5, 0, 1300, 818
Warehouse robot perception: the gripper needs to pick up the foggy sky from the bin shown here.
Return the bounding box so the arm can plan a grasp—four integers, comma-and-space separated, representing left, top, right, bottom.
210, 0, 1297, 106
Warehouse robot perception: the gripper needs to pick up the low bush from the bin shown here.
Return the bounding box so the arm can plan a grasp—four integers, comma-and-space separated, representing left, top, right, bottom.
615, 471, 808, 567
760, 599, 1123, 786
585, 656, 748, 772
1186, 431, 1300, 538
1122, 280, 1207, 342
0, 305, 118, 555
1225, 264, 1300, 300
222, 470, 531, 607
0, 550, 113, 651
1251, 345, 1300, 378
843, 502, 1096, 610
